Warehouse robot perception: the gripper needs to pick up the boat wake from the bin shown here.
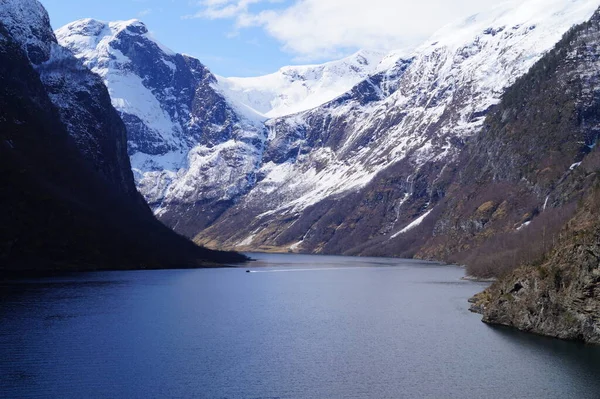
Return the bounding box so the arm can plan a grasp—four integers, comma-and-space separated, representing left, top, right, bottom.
247, 267, 372, 273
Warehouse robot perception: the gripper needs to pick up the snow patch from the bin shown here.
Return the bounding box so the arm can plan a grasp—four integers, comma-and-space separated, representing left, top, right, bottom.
238, 234, 256, 247
391, 209, 434, 239
570, 162, 582, 170
289, 241, 303, 251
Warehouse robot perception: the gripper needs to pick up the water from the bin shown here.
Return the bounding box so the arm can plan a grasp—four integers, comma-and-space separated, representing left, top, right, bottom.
1, 253, 600, 398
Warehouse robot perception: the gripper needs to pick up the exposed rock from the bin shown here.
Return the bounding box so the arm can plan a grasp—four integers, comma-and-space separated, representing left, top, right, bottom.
0, 0, 247, 273
476, 225, 600, 343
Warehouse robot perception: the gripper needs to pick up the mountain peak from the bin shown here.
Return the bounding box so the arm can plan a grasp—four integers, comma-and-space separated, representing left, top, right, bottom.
111, 19, 148, 34
58, 18, 148, 37
56, 17, 175, 59
0, 0, 55, 63
216, 48, 405, 118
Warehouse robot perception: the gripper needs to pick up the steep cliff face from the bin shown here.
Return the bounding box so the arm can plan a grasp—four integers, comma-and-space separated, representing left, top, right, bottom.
471, 188, 600, 344
0, 0, 246, 273
459, 8, 600, 343
418, 7, 600, 277
0, 0, 139, 201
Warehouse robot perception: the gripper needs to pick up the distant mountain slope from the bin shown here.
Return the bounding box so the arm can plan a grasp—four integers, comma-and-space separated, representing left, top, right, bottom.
57, 0, 600, 261
0, 0, 246, 273
216, 50, 403, 118
193, 0, 600, 254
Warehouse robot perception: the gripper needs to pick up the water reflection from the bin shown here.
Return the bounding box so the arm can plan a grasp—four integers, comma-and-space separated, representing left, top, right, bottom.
1, 256, 599, 399
487, 324, 600, 391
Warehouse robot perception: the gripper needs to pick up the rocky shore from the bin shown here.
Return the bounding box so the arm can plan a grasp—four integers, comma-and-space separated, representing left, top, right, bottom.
469, 235, 600, 344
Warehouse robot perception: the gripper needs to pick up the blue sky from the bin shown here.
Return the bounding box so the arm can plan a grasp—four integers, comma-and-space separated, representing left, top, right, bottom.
39, 0, 497, 77
40, 0, 295, 77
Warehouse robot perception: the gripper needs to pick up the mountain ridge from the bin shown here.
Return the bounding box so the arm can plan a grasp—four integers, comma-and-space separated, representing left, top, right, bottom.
55, 0, 600, 259
192, 0, 600, 254
216, 49, 405, 119
58, 0, 597, 256
0, 0, 247, 273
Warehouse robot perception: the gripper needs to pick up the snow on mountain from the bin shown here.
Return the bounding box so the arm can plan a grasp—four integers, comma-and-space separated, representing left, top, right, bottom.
193, 0, 600, 252
0, 0, 54, 64
56, 19, 186, 170
56, 0, 600, 253
216, 49, 404, 118
57, 18, 266, 234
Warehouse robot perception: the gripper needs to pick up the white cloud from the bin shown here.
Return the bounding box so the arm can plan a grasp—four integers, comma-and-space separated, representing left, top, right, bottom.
188, 0, 500, 59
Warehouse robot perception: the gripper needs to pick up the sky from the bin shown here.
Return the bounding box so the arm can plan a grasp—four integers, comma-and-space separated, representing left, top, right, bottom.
39, 0, 499, 77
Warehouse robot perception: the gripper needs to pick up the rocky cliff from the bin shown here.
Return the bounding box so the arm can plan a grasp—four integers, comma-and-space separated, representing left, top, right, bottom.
465, 7, 600, 343
0, 0, 140, 201
470, 188, 600, 343
0, 0, 246, 273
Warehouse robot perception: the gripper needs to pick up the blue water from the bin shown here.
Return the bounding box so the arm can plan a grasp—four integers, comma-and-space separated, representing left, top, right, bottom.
1, 253, 600, 398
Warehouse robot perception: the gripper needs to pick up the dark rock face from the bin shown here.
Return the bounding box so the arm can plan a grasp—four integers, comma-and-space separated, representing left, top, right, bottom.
418, 8, 600, 277
457, 9, 600, 343
0, 2, 246, 274
1, 2, 140, 201
38, 50, 141, 202
472, 192, 600, 344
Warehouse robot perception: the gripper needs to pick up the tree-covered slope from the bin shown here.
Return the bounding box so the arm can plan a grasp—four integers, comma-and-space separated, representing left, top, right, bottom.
417, 7, 600, 278
458, 8, 600, 343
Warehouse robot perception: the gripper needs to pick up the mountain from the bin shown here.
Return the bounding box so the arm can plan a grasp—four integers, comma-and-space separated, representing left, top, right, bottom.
216, 50, 403, 118
192, 0, 600, 255
56, 19, 266, 236
56, 0, 599, 260
463, 7, 600, 343
0, 0, 246, 273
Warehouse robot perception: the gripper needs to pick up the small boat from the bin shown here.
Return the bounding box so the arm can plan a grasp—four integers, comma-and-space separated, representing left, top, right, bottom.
246, 270, 251, 273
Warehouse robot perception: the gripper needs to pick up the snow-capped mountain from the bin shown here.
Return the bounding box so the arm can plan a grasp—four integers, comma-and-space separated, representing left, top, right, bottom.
0, 0, 246, 271
194, 0, 600, 253
57, 19, 266, 234
57, 0, 599, 255
216, 50, 404, 118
